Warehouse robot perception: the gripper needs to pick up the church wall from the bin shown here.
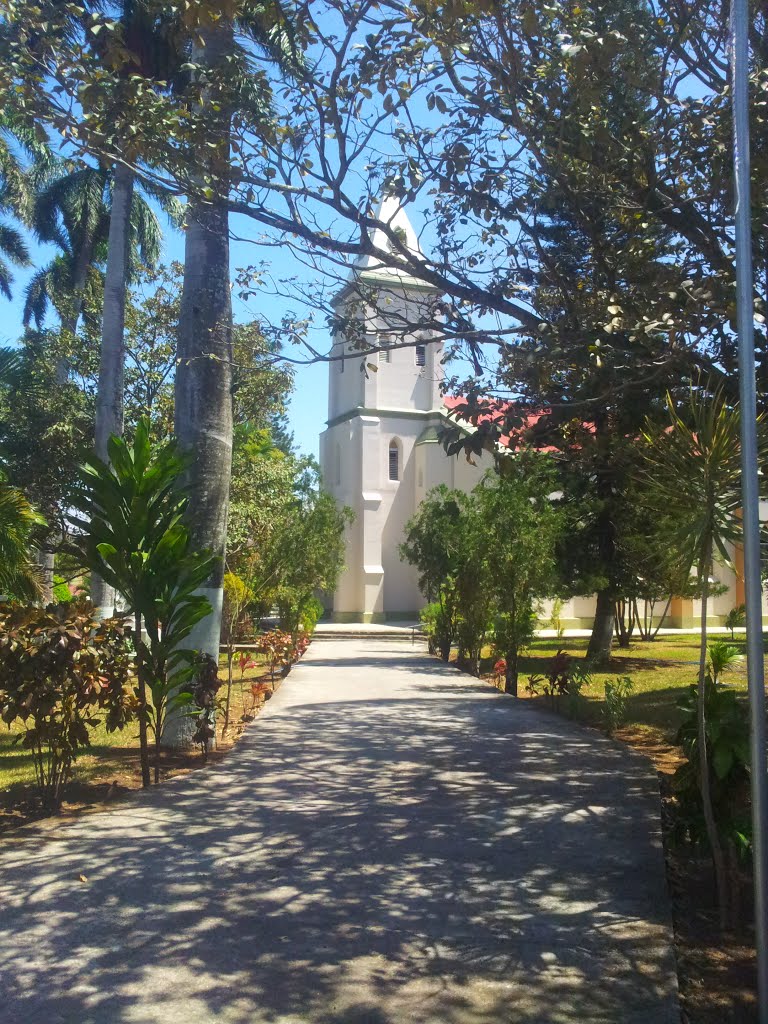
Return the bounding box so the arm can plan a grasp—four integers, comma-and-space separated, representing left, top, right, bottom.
328, 338, 364, 423
319, 420, 365, 619
379, 415, 429, 618
450, 447, 490, 492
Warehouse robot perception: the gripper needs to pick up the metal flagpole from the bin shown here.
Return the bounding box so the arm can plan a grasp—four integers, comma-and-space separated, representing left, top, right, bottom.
730, 0, 768, 1017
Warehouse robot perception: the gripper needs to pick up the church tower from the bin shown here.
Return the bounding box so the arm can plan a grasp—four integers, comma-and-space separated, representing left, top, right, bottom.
319, 198, 457, 621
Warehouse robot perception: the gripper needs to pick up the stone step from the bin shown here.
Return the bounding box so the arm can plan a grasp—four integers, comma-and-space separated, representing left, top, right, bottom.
314, 626, 425, 642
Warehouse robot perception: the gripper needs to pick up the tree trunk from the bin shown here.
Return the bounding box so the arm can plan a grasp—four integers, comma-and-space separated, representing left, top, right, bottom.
224, 648, 233, 733
697, 541, 729, 929
91, 162, 135, 619
134, 610, 151, 788
614, 598, 634, 647
164, 23, 234, 749
504, 648, 519, 696
587, 588, 614, 663
36, 548, 54, 604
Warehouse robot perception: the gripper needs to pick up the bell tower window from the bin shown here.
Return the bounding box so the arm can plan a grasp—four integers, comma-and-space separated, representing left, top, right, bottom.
415, 344, 426, 367
388, 440, 400, 482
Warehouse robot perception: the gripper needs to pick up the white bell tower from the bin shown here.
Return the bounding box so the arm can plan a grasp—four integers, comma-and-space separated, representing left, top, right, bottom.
319, 198, 451, 622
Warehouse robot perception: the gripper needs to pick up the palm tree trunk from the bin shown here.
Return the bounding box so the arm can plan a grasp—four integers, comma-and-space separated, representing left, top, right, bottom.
91, 162, 135, 618
164, 22, 234, 750
697, 539, 729, 928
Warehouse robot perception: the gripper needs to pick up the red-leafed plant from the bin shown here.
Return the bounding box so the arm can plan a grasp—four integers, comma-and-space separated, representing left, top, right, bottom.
237, 649, 257, 679
492, 658, 507, 689
255, 629, 295, 680
0, 601, 136, 808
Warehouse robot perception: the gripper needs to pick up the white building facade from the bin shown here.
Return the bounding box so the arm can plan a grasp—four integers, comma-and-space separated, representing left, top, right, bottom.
319, 202, 757, 627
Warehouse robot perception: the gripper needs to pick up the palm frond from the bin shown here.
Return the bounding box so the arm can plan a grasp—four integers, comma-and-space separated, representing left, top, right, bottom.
0, 347, 24, 388
22, 257, 73, 328
129, 193, 162, 271
0, 483, 45, 601
237, 1, 305, 75
137, 177, 186, 228
0, 256, 13, 300
0, 219, 31, 266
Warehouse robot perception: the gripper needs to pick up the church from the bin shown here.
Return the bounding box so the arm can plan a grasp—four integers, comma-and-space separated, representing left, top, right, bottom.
319, 200, 751, 629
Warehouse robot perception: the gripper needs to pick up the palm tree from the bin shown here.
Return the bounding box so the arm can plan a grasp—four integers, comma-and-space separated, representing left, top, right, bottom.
87, 1, 187, 615
23, 163, 174, 341
640, 384, 768, 927
23, 164, 111, 338
167, 5, 299, 746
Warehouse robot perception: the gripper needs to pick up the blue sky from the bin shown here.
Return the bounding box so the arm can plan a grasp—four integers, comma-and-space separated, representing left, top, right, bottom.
2, 206, 330, 461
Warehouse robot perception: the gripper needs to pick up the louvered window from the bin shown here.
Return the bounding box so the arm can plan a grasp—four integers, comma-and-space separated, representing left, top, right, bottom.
415, 344, 426, 366
388, 441, 400, 481
378, 332, 393, 362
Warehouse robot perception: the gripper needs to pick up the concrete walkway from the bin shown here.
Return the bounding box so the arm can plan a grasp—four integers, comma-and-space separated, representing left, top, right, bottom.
0, 639, 679, 1024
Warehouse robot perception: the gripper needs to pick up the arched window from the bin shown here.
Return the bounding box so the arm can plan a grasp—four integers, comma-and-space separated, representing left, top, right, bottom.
415, 344, 426, 367
388, 439, 400, 482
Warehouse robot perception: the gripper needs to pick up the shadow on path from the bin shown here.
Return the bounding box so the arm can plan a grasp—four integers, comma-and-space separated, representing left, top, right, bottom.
0, 639, 679, 1024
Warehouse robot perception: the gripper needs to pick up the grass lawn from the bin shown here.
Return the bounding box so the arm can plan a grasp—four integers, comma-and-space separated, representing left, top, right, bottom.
474, 631, 762, 779
0, 649, 278, 830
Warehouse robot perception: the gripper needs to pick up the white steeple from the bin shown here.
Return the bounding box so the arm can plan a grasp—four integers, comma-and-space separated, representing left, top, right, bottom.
352, 196, 428, 286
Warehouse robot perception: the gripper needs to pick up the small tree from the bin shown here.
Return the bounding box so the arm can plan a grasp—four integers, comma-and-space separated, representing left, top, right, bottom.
477, 454, 563, 694
724, 605, 746, 641
221, 572, 253, 732
639, 385, 768, 928
401, 486, 475, 664
69, 419, 215, 785
0, 601, 135, 808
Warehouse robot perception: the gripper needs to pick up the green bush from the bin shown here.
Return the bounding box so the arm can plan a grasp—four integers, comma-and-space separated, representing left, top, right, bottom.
299, 596, 324, 635
724, 604, 746, 639
52, 574, 74, 603
603, 676, 634, 736
673, 677, 751, 855
420, 601, 454, 661
0, 601, 136, 808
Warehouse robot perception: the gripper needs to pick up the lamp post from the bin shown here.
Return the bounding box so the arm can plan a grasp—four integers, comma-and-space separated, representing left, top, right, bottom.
730, 0, 768, 1018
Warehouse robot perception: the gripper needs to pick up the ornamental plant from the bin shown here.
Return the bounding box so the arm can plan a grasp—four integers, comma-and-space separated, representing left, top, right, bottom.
0, 601, 136, 809
69, 420, 215, 785
603, 676, 634, 736
255, 629, 295, 681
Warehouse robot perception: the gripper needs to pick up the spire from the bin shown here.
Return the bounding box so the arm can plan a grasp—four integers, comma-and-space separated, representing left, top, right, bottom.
353, 196, 426, 281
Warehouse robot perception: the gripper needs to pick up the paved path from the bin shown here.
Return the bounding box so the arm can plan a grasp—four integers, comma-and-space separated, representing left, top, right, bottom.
0, 639, 679, 1024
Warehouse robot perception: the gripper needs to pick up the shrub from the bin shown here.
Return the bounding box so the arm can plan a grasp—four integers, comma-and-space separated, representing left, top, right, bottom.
190, 654, 222, 761
293, 632, 311, 660
299, 596, 324, 635
69, 419, 215, 784
548, 597, 565, 639
707, 640, 743, 684
724, 604, 746, 640
0, 602, 136, 808
603, 676, 634, 736
526, 648, 591, 718
52, 574, 75, 604
255, 629, 295, 680
673, 677, 751, 858
492, 658, 507, 689
420, 601, 454, 661
492, 604, 538, 695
